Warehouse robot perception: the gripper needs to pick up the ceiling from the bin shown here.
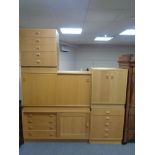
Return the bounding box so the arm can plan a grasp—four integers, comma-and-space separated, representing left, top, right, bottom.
19, 0, 135, 46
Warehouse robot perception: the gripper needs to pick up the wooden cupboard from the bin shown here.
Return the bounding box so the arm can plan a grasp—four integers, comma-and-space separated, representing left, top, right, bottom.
22, 73, 57, 106
22, 107, 90, 141
90, 105, 124, 143
118, 54, 135, 143
91, 68, 128, 105
56, 73, 91, 106
58, 113, 89, 139
90, 68, 128, 144
22, 72, 91, 107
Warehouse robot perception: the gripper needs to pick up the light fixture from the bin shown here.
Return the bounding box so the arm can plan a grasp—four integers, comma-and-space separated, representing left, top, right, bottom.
119, 29, 135, 35
60, 28, 82, 34
94, 35, 113, 41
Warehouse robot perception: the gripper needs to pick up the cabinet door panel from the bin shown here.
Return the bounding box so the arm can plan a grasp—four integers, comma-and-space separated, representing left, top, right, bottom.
58, 113, 89, 139
56, 75, 90, 106
22, 73, 56, 106
92, 69, 128, 104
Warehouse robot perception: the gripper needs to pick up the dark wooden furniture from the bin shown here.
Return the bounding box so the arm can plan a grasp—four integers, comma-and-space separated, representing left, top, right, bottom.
118, 54, 135, 143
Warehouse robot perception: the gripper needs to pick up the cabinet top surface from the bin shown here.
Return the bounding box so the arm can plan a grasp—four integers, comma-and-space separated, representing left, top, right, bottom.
57, 71, 91, 75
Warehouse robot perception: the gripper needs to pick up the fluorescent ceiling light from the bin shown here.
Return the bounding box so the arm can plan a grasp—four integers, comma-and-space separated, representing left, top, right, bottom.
94, 35, 113, 41
119, 29, 135, 35
60, 28, 82, 34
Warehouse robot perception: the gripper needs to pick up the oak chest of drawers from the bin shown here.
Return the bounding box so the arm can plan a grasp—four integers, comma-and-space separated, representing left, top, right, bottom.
20, 29, 59, 68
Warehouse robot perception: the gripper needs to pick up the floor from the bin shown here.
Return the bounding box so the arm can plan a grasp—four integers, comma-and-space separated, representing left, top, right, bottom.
19, 142, 135, 155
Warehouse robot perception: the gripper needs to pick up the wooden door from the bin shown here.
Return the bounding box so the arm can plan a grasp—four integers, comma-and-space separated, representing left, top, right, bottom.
92, 69, 128, 104
56, 74, 91, 106
22, 73, 57, 106
58, 113, 89, 139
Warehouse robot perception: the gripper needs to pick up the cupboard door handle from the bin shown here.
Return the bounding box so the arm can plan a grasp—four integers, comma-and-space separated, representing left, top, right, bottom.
106, 74, 109, 79
110, 75, 114, 79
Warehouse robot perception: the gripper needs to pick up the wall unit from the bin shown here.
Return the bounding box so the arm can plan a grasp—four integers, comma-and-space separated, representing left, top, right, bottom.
20, 28, 128, 144
118, 54, 135, 143
90, 68, 128, 144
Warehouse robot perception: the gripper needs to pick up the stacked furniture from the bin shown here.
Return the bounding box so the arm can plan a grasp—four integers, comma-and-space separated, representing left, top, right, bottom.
20, 28, 128, 143
118, 54, 135, 143
90, 68, 128, 143
20, 29, 91, 141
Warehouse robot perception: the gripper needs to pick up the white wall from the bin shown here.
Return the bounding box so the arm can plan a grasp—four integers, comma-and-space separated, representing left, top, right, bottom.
59, 45, 76, 70
75, 45, 135, 70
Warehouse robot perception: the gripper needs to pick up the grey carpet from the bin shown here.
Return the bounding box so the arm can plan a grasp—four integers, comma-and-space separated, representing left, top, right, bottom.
20, 142, 135, 155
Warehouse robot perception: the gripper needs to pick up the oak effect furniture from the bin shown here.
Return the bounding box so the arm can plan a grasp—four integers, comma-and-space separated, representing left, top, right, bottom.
20, 28, 128, 143
118, 54, 135, 143
90, 68, 128, 143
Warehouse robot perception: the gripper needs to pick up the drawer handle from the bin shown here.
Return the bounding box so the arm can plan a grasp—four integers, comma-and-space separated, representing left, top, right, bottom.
28, 120, 32, 123
35, 32, 40, 35
49, 127, 54, 130
28, 133, 32, 136
36, 53, 40, 56
35, 47, 40, 50
104, 128, 109, 132
85, 79, 90, 82
104, 133, 109, 137
106, 74, 109, 79
49, 121, 53, 124
28, 126, 32, 130
105, 122, 110, 126
110, 75, 114, 79
35, 39, 40, 43
36, 60, 41, 64
106, 111, 110, 114
106, 116, 110, 120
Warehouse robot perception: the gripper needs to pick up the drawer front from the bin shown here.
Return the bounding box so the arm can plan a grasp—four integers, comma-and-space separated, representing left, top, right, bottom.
20, 29, 57, 37
23, 113, 56, 130
20, 37, 56, 45
91, 106, 124, 116
90, 115, 124, 139
24, 130, 56, 139
20, 43, 57, 52
21, 52, 57, 67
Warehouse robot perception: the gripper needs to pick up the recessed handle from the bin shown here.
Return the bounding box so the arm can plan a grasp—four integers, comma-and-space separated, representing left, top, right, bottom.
105, 122, 110, 126
110, 74, 114, 79
28, 133, 32, 136
104, 128, 109, 132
